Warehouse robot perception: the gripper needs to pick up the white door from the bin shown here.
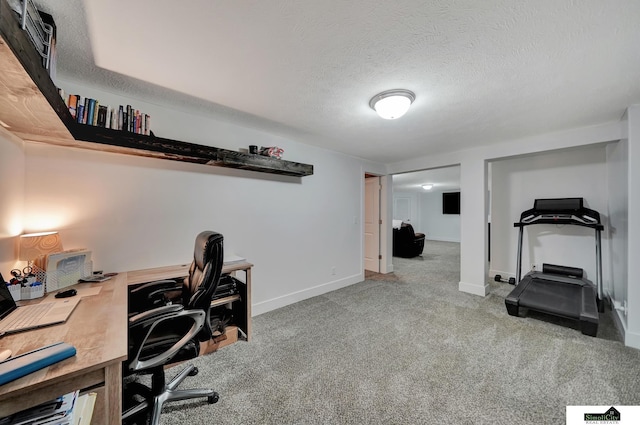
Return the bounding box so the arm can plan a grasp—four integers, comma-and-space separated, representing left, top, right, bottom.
364, 177, 380, 272
394, 197, 411, 222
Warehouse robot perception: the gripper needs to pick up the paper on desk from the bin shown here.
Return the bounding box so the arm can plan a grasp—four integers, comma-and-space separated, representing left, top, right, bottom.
43, 286, 102, 302
223, 254, 246, 264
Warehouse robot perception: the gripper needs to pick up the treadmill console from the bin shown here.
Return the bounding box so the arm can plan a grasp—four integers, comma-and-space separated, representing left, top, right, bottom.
517, 197, 601, 228
533, 198, 583, 212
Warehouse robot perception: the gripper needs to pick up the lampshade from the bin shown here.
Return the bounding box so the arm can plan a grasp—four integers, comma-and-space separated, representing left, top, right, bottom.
369, 89, 415, 120
19, 231, 63, 261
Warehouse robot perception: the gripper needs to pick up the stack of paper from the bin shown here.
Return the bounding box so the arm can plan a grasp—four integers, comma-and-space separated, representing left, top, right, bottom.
0, 391, 96, 425
70, 393, 96, 425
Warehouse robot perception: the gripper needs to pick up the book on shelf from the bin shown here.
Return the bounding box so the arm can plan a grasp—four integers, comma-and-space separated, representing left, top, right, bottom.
110, 106, 118, 129
76, 100, 84, 125
92, 100, 99, 126
118, 105, 123, 130
86, 99, 95, 126
81, 97, 89, 124
96, 105, 106, 127
59, 90, 152, 134
67, 95, 78, 120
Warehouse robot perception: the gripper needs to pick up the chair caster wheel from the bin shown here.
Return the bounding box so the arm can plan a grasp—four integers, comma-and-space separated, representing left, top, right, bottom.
189, 367, 199, 376
208, 393, 219, 404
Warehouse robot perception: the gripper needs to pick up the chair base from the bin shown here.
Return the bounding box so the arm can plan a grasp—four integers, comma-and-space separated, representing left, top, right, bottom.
123, 364, 219, 425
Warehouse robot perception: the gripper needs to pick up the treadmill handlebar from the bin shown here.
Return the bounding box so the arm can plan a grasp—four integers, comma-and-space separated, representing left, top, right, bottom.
514, 205, 603, 229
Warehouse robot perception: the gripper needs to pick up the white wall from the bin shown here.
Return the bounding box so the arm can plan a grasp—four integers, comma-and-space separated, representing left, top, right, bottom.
19, 79, 386, 316
606, 119, 628, 331
418, 191, 460, 242
0, 128, 25, 276
392, 191, 420, 231
625, 105, 640, 348
489, 145, 610, 286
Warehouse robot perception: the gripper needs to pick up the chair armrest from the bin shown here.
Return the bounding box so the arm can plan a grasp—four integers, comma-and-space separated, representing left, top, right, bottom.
129, 279, 183, 313
129, 304, 184, 325
130, 279, 182, 297
127, 306, 206, 372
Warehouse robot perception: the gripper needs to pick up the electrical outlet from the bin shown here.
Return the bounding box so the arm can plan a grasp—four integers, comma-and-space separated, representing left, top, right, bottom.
331, 266, 336, 275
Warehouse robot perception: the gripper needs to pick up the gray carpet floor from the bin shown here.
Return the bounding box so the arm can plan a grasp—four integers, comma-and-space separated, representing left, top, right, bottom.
159, 240, 640, 424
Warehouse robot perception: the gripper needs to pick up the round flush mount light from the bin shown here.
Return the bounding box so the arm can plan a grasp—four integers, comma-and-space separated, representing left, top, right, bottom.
369, 89, 415, 119
422, 184, 433, 190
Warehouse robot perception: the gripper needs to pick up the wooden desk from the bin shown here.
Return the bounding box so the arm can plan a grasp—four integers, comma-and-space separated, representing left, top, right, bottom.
0, 261, 250, 424
0, 274, 128, 425
127, 261, 253, 342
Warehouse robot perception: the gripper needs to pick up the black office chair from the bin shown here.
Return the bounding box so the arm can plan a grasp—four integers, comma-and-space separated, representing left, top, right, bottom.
122, 231, 224, 425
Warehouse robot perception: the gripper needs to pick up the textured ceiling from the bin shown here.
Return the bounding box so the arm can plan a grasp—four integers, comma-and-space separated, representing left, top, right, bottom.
35, 0, 640, 164
393, 166, 460, 193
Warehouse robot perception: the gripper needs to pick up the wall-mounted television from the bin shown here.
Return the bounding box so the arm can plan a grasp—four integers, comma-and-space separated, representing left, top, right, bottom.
442, 192, 460, 215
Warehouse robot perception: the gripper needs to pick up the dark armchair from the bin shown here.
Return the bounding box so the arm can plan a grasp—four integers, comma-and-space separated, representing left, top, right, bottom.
122, 231, 224, 425
393, 222, 425, 258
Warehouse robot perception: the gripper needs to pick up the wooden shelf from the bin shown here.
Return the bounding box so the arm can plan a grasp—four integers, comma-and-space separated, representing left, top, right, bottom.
0, 1, 313, 177
211, 293, 241, 308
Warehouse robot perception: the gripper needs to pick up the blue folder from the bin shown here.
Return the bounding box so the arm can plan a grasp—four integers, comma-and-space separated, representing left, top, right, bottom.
0, 342, 76, 386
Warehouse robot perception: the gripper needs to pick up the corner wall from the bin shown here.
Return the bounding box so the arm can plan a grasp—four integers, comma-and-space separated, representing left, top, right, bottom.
606, 126, 628, 333
490, 145, 610, 284
625, 105, 640, 348
0, 127, 25, 275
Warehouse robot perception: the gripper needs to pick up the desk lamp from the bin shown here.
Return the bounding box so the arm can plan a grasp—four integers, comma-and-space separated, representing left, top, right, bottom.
19, 231, 64, 270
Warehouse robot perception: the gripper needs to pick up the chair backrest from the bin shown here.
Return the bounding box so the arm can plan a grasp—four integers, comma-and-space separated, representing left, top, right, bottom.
183, 231, 224, 340
184, 231, 224, 310
394, 223, 416, 241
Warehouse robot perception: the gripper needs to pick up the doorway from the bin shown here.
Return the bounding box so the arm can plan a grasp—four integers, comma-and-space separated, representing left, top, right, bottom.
391, 166, 461, 279
364, 175, 381, 273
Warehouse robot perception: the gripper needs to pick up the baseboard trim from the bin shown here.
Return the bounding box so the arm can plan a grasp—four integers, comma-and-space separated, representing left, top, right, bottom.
459, 280, 489, 297
381, 263, 394, 274
605, 293, 627, 345
427, 237, 460, 243
488, 268, 515, 280
253, 273, 363, 316
624, 329, 640, 350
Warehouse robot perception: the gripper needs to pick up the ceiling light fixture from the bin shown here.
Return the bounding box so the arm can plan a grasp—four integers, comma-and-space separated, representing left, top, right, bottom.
369, 89, 415, 120
422, 184, 433, 190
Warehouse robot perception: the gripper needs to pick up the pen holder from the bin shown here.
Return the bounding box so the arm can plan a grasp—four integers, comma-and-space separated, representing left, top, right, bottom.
8, 284, 21, 301
21, 283, 44, 300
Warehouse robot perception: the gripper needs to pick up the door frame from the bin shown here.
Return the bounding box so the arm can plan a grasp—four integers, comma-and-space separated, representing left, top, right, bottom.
364, 176, 381, 273
363, 172, 392, 274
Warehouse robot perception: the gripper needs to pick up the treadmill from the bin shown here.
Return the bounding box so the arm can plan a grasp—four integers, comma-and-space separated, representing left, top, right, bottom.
504, 198, 604, 336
